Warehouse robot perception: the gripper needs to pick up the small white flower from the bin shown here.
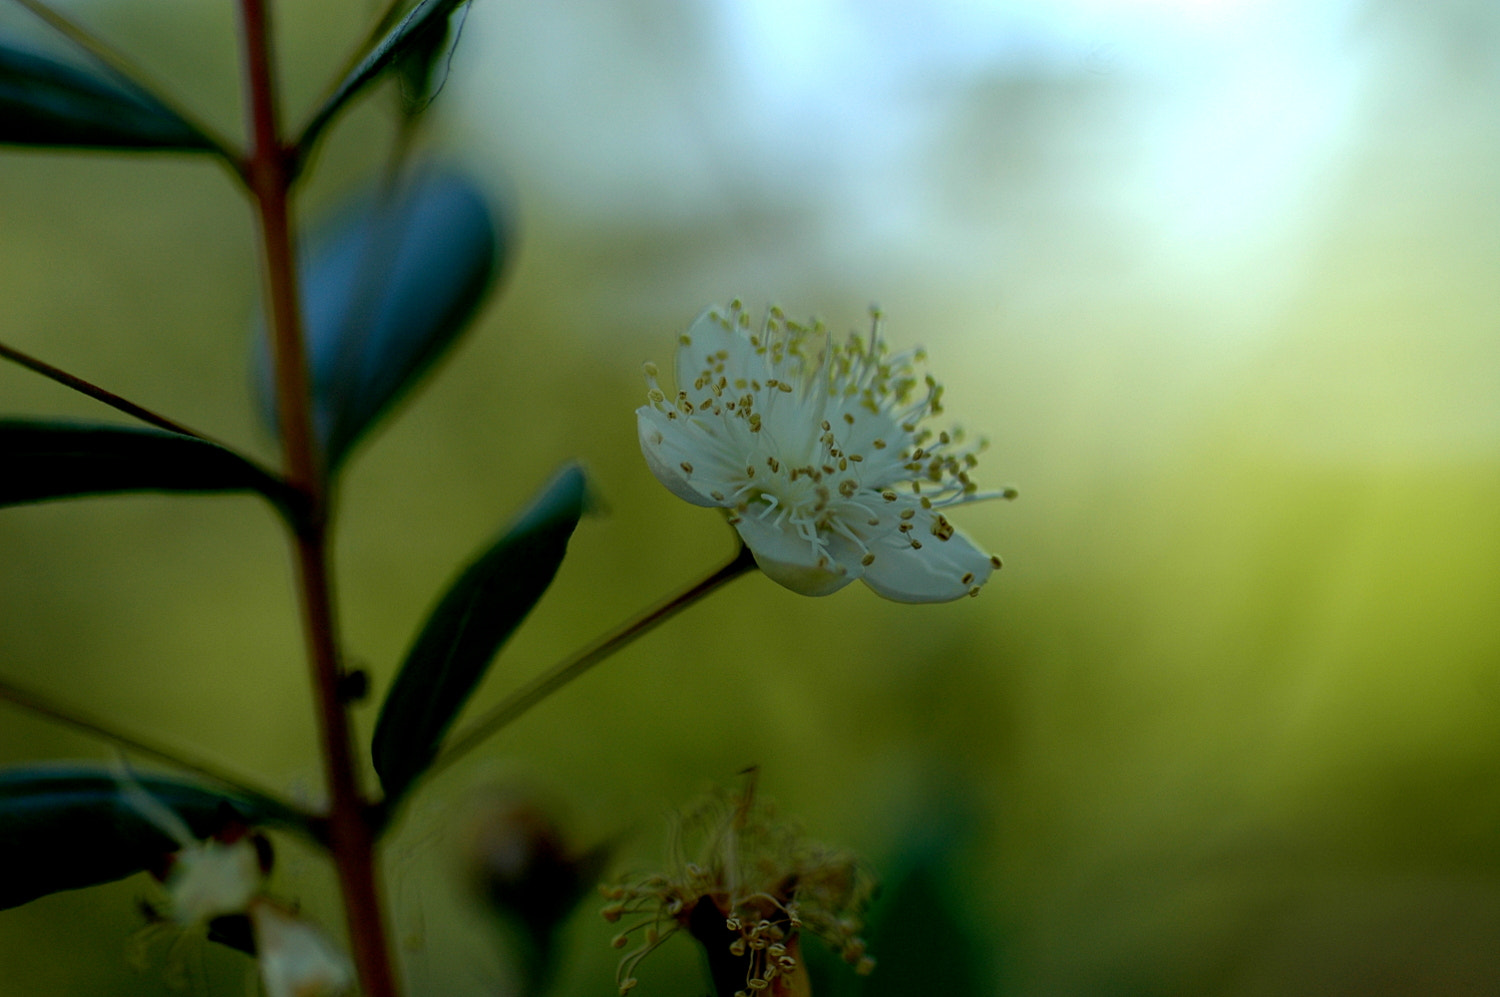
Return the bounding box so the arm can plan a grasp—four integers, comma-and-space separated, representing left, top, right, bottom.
249, 899, 355, 997
638, 302, 1012, 602
117, 771, 265, 925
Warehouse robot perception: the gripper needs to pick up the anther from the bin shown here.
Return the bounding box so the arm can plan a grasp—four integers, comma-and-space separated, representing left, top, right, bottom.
680, 462, 693, 474
861, 553, 875, 566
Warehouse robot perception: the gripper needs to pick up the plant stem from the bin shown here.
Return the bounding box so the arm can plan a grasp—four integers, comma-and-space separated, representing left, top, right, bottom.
0, 672, 303, 814
0, 339, 286, 488
427, 543, 758, 782
0, 339, 200, 437
235, 1, 398, 994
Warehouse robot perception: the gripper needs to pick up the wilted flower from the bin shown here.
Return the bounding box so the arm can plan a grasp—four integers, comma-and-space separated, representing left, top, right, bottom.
638, 302, 1013, 602
600, 776, 875, 996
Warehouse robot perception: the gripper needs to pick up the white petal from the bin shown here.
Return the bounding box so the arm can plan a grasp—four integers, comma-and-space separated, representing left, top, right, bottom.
167, 839, 263, 925
859, 524, 995, 603
674, 307, 768, 400
250, 902, 354, 997
637, 407, 723, 507
731, 510, 858, 597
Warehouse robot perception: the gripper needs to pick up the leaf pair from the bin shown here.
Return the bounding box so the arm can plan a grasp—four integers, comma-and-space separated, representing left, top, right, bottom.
0, 0, 469, 154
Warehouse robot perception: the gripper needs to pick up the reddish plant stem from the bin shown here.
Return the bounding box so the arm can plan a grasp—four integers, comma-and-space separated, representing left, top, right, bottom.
236, 2, 399, 995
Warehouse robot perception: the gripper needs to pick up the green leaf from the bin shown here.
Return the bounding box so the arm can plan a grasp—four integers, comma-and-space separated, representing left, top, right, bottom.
0, 41, 211, 151
257, 168, 502, 470
299, 0, 470, 151
0, 765, 308, 911
0, 420, 292, 511
372, 464, 590, 807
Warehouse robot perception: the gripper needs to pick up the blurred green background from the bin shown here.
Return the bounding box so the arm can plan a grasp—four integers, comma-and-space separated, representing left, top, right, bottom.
4, 0, 1500, 994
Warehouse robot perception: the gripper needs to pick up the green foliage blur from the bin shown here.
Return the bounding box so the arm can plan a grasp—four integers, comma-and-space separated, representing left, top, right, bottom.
4, 1, 1500, 994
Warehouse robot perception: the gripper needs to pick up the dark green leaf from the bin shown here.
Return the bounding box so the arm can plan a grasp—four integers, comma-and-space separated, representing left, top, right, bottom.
372, 464, 590, 806
299, 0, 470, 151
0, 42, 211, 150
0, 420, 292, 511
257, 168, 501, 470
0, 765, 308, 911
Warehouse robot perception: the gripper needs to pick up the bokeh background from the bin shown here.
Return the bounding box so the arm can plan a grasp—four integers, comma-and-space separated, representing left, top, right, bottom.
4, 0, 1500, 993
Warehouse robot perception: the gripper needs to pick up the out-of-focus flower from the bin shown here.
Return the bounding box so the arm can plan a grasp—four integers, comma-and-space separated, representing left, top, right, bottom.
118, 772, 268, 926
121, 776, 351, 997
638, 302, 1013, 602
600, 776, 875, 996
248, 898, 355, 997
463, 788, 610, 986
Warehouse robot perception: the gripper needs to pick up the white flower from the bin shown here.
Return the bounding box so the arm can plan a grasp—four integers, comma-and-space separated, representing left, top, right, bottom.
249, 899, 355, 997
637, 302, 1012, 602
117, 771, 265, 925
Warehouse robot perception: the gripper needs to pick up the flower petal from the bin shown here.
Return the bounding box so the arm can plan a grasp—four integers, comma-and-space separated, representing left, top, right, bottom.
731, 510, 858, 597
858, 523, 995, 603
250, 901, 354, 997
637, 407, 722, 507
673, 306, 769, 402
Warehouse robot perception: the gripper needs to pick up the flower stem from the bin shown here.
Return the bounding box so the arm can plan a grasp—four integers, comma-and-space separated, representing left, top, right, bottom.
235, 1, 398, 994
427, 542, 758, 782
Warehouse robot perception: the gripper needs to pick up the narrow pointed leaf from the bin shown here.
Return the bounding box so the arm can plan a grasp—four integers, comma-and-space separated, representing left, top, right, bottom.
0, 42, 211, 150
299, 0, 469, 150
0, 420, 292, 511
256, 169, 501, 470
0, 765, 309, 911
372, 464, 589, 806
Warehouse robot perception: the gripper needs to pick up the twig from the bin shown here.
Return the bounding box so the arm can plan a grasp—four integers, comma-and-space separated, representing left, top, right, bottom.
427, 544, 758, 782
0, 672, 306, 815
0, 339, 201, 437
236, 0, 399, 993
